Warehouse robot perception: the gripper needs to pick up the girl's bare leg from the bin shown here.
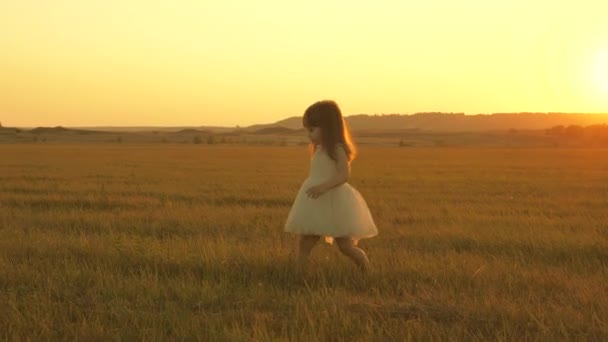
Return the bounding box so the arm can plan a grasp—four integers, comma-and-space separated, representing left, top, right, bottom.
335, 237, 370, 273
297, 235, 320, 270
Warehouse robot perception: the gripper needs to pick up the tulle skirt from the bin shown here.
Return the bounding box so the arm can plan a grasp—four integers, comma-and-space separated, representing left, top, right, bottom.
284, 178, 378, 243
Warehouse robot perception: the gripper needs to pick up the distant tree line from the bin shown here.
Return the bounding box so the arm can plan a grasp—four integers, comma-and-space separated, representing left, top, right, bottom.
546, 124, 608, 146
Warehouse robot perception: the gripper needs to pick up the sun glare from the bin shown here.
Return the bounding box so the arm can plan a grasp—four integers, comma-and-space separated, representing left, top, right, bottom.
592, 47, 608, 94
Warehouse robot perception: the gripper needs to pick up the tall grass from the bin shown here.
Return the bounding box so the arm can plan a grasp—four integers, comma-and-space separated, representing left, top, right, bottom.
1, 144, 607, 340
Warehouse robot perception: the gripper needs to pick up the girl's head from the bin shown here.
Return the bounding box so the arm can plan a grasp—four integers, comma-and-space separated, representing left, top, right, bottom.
302, 100, 356, 162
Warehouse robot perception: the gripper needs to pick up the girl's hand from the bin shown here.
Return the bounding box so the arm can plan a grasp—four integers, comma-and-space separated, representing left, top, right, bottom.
306, 184, 327, 199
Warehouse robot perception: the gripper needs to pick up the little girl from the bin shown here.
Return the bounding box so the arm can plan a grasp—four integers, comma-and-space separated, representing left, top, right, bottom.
284, 100, 378, 272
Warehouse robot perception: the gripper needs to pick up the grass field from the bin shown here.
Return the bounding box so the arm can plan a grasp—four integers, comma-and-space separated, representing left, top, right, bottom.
1, 144, 607, 340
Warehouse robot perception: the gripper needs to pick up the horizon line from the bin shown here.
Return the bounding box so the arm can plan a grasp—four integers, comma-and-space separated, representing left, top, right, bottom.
3, 111, 608, 129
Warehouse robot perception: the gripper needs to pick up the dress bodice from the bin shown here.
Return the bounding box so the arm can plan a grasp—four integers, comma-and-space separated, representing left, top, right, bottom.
308, 147, 338, 182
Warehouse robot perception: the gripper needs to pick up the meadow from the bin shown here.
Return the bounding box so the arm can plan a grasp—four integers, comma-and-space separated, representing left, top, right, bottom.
1, 144, 607, 340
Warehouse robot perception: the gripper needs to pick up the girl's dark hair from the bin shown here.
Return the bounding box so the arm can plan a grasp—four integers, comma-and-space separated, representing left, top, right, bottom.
302, 100, 356, 162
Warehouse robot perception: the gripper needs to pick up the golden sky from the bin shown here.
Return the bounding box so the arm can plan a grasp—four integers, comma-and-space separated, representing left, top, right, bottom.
1, 0, 607, 127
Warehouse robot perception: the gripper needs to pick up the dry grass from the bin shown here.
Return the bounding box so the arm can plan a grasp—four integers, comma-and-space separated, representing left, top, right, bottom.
1, 144, 607, 340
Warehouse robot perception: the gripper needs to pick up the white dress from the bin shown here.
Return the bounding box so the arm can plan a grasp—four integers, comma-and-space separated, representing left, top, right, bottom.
284, 145, 378, 242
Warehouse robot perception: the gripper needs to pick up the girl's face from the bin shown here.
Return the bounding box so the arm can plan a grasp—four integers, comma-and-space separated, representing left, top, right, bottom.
305, 125, 321, 144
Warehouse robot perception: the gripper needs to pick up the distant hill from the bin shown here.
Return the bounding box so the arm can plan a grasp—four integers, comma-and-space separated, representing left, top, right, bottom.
72, 126, 235, 133
273, 117, 303, 129
0, 126, 21, 133
252, 126, 302, 135
173, 128, 211, 134
29, 126, 104, 135
249, 113, 608, 132
9, 112, 608, 135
